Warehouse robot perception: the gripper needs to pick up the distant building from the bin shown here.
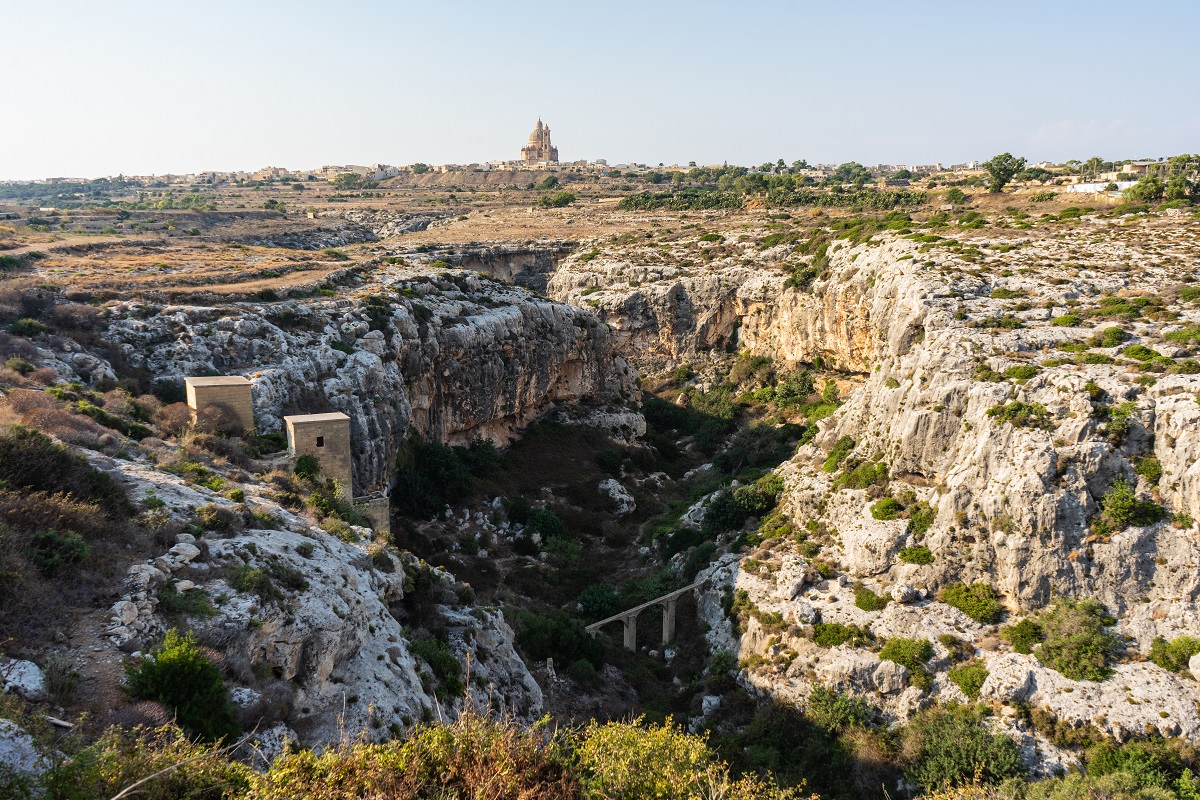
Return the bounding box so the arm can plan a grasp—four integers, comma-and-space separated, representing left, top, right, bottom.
521, 118, 559, 163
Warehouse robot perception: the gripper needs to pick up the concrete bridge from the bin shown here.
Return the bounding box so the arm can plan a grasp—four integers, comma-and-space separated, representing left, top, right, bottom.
585, 579, 707, 651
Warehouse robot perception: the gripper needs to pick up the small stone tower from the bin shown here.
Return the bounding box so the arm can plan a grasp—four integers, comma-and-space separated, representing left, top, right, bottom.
285, 412, 353, 499
185, 376, 254, 433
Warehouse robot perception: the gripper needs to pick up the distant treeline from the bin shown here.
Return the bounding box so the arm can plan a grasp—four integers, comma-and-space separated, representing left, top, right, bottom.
618, 189, 743, 211
619, 187, 926, 212
768, 188, 926, 210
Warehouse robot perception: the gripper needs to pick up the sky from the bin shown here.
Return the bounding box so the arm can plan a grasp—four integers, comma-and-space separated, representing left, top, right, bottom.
2, 0, 1197, 180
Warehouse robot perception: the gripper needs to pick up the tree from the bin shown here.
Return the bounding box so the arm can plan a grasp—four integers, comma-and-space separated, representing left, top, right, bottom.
945, 187, 967, 205
410, 163, 431, 174
983, 153, 1027, 192
1126, 175, 1165, 203
332, 172, 366, 190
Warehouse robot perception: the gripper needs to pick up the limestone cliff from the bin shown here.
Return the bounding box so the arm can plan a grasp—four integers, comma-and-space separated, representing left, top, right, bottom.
91, 261, 635, 494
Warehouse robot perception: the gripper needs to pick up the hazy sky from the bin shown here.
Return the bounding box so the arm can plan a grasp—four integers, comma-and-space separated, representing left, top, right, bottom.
3, 0, 1197, 179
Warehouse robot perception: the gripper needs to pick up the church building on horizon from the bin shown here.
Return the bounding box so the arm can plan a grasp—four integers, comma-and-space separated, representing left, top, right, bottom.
520, 118, 559, 164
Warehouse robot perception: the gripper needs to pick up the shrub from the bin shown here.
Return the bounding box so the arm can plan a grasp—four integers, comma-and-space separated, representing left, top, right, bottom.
0, 425, 130, 516
410, 638, 464, 698
1096, 326, 1129, 348
124, 629, 238, 741
578, 584, 623, 621
900, 545, 934, 565
537, 191, 576, 208
855, 587, 889, 611
902, 706, 1024, 790
10, 317, 49, 336
812, 622, 871, 648
252, 710, 580, 799
987, 401, 1052, 429
1135, 456, 1163, 484
577, 716, 796, 800
1122, 344, 1159, 361
1004, 364, 1039, 382
1148, 636, 1200, 673
28, 528, 90, 575
870, 497, 903, 520
392, 434, 475, 519
1036, 597, 1119, 681
823, 436, 855, 472
1002, 618, 1044, 654
42, 726, 252, 800
293, 453, 320, 479
1093, 479, 1164, 534
941, 582, 1004, 624
906, 502, 936, 538
948, 661, 989, 699
806, 684, 874, 731
1053, 313, 1082, 326
879, 637, 934, 683
833, 459, 889, 491
516, 612, 603, 669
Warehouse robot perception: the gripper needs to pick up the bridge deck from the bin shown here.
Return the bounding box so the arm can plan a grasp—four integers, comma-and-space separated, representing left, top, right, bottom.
584, 578, 708, 632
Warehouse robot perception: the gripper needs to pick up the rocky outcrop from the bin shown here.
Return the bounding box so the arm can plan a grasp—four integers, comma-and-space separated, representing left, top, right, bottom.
91, 444, 542, 747
82, 262, 636, 494
689, 216, 1200, 759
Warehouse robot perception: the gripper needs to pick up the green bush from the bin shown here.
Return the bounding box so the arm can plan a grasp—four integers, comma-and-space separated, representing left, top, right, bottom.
987, 401, 1052, 429
822, 436, 855, 473
870, 497, 903, 520
0, 426, 130, 516
905, 502, 935, 539
902, 706, 1024, 790
1004, 364, 1040, 382
1093, 479, 1164, 534
392, 434, 475, 519
578, 584, 623, 621
1122, 344, 1159, 362
124, 629, 238, 741
879, 637, 934, 682
854, 587, 889, 611
516, 612, 603, 669
812, 622, 871, 648
293, 453, 320, 479
1036, 597, 1119, 681
1096, 326, 1129, 348
28, 529, 90, 575
899, 545, 934, 565
806, 684, 874, 731
1002, 618, 1044, 654
1053, 313, 1082, 327
1147, 636, 1200, 673
948, 661, 989, 699
1135, 457, 1163, 484
410, 638, 464, 698
537, 191, 576, 208
10, 317, 49, 336
41, 725, 252, 800
941, 582, 1004, 624
833, 460, 888, 491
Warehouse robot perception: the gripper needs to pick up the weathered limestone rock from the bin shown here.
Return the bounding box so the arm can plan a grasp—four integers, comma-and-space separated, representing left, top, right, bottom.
0, 660, 46, 702
598, 478, 636, 516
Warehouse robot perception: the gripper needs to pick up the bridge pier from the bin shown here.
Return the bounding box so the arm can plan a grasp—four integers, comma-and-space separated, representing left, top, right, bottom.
622, 613, 638, 651
662, 597, 677, 646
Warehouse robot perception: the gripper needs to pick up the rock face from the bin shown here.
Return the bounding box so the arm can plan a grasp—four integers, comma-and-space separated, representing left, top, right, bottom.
673, 215, 1200, 763
0, 720, 49, 784
547, 233, 880, 372
92, 445, 543, 747
89, 262, 636, 494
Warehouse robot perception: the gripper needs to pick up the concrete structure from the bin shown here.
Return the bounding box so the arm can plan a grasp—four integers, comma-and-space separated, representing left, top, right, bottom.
184, 376, 254, 433
521, 118, 559, 163
586, 579, 707, 651
285, 412, 353, 499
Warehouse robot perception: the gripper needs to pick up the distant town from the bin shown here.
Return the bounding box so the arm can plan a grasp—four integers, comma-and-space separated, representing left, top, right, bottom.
1, 119, 1185, 191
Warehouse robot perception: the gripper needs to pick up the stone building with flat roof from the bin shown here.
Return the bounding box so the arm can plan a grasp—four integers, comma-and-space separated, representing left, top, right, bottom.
185, 376, 254, 433
285, 412, 353, 499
